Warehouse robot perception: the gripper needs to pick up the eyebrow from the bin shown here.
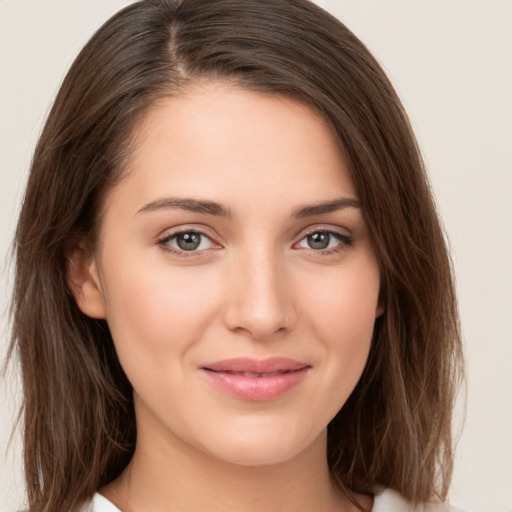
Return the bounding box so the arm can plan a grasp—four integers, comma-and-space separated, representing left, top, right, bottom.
136, 197, 233, 217
136, 196, 361, 218
292, 197, 361, 218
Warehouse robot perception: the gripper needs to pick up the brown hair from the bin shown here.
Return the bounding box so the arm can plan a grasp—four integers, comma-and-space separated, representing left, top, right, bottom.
8, 0, 463, 510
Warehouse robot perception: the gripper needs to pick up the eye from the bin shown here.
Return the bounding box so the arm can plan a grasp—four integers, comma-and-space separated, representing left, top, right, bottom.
158, 230, 216, 254
296, 230, 352, 252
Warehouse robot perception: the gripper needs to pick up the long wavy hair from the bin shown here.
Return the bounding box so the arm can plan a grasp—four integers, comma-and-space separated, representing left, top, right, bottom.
8, 0, 463, 510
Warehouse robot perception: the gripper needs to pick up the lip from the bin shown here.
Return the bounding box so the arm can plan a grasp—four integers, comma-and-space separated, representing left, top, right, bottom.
200, 357, 311, 401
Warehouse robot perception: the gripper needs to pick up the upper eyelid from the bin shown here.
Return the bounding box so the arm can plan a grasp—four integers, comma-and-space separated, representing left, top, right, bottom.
158, 224, 349, 240
297, 224, 351, 239
157, 225, 219, 242
158, 226, 350, 253
294, 228, 352, 248
157, 230, 219, 258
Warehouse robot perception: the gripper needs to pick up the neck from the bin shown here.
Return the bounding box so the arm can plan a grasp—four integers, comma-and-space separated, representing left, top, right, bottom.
100, 400, 372, 512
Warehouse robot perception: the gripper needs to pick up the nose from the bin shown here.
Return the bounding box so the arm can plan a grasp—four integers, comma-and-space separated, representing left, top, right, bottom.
222, 247, 297, 340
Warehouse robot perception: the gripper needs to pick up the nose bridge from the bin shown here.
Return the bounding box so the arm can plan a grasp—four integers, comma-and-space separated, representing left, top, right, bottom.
224, 242, 295, 340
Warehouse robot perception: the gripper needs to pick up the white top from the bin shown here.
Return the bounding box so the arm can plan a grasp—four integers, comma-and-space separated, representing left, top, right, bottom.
87, 488, 469, 511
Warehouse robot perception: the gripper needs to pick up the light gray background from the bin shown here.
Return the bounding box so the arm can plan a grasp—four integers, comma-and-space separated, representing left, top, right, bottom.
1, 1, 511, 511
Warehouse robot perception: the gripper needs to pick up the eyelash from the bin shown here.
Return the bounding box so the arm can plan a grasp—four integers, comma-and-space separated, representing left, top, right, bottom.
156, 228, 353, 258
295, 229, 354, 256
156, 229, 219, 258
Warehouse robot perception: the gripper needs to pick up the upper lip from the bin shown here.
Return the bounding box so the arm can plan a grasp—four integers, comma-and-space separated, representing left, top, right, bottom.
202, 357, 309, 374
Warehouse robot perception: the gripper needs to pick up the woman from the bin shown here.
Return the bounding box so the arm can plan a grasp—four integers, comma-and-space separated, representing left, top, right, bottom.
8, 0, 464, 511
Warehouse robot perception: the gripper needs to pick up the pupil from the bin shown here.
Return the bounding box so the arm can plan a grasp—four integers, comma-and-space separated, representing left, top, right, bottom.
177, 232, 201, 251
308, 232, 330, 250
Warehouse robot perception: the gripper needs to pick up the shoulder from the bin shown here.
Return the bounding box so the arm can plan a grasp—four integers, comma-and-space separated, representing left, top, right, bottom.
373, 488, 473, 512
84, 489, 474, 512
82, 493, 121, 512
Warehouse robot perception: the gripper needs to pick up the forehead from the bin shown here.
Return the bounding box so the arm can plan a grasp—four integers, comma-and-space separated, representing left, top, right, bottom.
106, 81, 357, 218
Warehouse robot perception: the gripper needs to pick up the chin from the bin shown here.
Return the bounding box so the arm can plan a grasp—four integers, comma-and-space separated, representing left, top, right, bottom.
195, 419, 324, 468
207, 443, 306, 467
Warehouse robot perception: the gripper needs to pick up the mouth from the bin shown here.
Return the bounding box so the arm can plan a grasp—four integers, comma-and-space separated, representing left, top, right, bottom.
202, 356, 309, 374
216, 370, 295, 378
200, 357, 311, 401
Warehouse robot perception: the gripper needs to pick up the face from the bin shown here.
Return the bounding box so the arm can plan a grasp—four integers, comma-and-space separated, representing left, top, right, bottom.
74, 82, 382, 468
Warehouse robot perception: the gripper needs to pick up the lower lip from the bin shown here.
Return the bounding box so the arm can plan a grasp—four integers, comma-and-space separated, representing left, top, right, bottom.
201, 368, 309, 401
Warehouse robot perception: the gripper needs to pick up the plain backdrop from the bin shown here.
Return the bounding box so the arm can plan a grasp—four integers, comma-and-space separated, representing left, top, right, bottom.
1, 1, 511, 511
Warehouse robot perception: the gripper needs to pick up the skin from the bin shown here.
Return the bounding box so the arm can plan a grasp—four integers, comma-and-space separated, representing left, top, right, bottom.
70, 82, 382, 512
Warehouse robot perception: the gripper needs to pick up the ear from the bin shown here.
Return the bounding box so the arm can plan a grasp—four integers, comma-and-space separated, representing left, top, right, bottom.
65, 240, 106, 319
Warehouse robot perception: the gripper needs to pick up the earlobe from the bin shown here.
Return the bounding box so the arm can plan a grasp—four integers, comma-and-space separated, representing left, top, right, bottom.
65, 240, 107, 319
375, 296, 385, 318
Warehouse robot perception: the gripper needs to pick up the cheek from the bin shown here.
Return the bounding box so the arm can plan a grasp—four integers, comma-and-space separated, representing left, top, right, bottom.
99, 254, 223, 362
302, 258, 380, 341
299, 257, 379, 396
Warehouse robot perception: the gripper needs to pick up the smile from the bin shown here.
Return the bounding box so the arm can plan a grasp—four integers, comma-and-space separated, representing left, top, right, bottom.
201, 357, 311, 401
